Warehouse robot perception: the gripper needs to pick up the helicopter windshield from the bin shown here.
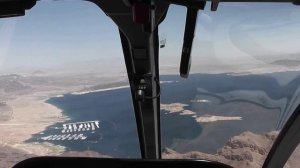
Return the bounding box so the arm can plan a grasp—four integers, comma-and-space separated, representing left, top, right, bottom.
0, 1, 299, 168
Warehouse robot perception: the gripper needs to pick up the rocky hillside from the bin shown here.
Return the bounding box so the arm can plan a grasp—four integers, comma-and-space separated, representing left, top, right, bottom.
0, 102, 13, 122
162, 131, 285, 168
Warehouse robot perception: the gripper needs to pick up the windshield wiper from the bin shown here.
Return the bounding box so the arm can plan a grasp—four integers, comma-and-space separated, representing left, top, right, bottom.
180, 1, 205, 78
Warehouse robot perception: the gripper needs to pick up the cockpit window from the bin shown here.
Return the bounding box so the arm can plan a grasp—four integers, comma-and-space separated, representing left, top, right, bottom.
1, 1, 300, 168
0, 1, 140, 167
159, 3, 300, 168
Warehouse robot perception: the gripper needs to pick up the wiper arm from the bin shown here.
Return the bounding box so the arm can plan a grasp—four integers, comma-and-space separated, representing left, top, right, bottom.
180, 2, 206, 78
163, 0, 298, 79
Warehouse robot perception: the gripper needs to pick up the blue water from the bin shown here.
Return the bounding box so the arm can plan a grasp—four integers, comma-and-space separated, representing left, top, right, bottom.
26, 76, 203, 158
26, 72, 300, 157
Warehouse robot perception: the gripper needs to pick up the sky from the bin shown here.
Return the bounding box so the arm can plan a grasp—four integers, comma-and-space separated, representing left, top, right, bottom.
0, 1, 300, 74
159, 3, 300, 72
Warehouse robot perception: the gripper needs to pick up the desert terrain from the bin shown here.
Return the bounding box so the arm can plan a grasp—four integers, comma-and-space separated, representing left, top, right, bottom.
0, 71, 299, 168
0, 73, 126, 167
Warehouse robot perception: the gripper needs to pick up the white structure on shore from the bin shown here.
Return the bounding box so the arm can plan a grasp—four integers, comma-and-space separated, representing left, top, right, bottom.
62, 120, 100, 133
41, 133, 87, 141
40, 121, 101, 141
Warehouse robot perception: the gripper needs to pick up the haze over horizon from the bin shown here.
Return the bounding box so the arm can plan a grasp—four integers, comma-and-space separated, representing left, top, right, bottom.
0, 1, 300, 75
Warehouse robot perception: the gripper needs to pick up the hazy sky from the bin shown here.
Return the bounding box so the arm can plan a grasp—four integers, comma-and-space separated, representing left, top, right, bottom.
0, 1, 300, 74
159, 3, 300, 70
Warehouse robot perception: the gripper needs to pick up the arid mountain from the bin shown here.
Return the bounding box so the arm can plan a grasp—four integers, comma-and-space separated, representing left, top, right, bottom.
162, 131, 299, 168
0, 75, 31, 93
0, 73, 126, 101
0, 102, 13, 121
31, 70, 46, 76
0, 74, 127, 92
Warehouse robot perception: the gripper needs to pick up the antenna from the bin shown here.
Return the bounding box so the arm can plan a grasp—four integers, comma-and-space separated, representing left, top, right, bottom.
160, 34, 167, 48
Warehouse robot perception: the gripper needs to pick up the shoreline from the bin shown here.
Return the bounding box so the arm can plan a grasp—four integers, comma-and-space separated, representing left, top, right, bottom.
0, 70, 297, 161
0, 95, 68, 156
71, 85, 130, 95
70, 80, 178, 96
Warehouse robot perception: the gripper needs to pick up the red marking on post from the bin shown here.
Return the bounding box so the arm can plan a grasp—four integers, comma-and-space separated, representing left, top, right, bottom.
132, 3, 150, 24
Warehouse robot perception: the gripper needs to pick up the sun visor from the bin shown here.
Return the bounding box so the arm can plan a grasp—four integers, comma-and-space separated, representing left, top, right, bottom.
0, 0, 36, 18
